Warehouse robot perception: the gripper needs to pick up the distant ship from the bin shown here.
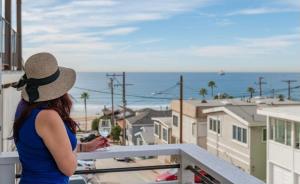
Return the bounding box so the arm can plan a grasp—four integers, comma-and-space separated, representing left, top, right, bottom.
219, 70, 225, 76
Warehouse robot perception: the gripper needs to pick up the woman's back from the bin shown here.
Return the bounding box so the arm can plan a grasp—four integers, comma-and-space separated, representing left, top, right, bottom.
16, 107, 77, 184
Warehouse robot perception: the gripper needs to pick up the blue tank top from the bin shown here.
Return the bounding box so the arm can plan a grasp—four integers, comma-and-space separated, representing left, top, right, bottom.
15, 106, 77, 184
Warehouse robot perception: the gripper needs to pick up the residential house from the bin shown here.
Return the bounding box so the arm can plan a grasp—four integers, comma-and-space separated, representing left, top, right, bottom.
203, 105, 267, 181
170, 99, 249, 148
152, 117, 172, 163
0, 0, 23, 152
126, 108, 171, 146
258, 106, 300, 184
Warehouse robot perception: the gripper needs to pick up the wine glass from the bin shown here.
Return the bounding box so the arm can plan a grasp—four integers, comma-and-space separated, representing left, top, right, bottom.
98, 119, 111, 150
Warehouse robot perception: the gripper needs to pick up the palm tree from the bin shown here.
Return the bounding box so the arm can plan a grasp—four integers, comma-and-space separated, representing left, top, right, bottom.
247, 87, 255, 98
81, 92, 90, 131
199, 88, 208, 103
208, 81, 217, 97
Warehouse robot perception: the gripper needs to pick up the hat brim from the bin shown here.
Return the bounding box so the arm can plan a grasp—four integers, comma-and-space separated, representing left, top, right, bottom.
22, 67, 76, 102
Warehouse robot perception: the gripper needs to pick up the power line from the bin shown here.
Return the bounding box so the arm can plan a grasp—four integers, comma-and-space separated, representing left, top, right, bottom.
74, 86, 175, 100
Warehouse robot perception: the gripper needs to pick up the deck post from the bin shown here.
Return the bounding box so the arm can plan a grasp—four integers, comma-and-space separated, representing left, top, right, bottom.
0, 163, 16, 184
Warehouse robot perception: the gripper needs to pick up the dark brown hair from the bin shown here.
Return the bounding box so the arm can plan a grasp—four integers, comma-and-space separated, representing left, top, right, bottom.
13, 94, 77, 141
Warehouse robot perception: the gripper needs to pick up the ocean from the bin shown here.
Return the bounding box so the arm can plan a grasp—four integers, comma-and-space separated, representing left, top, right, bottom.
70, 72, 300, 115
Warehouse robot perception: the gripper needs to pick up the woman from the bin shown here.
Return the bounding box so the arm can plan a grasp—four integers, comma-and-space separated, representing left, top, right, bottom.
13, 53, 108, 184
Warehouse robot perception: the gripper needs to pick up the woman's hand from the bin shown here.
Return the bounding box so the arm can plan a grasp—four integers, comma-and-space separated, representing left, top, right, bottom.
82, 137, 110, 152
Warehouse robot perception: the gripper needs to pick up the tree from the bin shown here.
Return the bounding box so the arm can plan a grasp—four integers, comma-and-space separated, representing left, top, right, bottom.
278, 94, 285, 101
247, 87, 255, 98
81, 92, 90, 131
208, 81, 217, 97
111, 125, 122, 142
199, 88, 208, 103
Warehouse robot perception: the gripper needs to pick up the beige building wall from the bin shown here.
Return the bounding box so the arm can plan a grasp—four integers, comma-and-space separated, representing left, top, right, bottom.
171, 100, 208, 148
206, 112, 266, 181
207, 112, 251, 173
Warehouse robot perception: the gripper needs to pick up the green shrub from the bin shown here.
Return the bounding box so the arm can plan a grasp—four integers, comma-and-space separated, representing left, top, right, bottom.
111, 125, 122, 141
91, 118, 100, 131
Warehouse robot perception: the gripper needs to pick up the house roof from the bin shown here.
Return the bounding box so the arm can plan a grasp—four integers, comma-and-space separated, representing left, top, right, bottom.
258, 106, 300, 122
203, 105, 266, 127
134, 126, 154, 144
183, 99, 251, 107
152, 117, 172, 128
127, 109, 172, 125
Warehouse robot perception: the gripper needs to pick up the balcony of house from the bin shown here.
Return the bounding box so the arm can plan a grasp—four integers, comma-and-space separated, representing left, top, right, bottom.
1, 17, 22, 73
0, 144, 265, 184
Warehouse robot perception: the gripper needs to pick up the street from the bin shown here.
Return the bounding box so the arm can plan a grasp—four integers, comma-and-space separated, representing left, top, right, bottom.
88, 157, 167, 184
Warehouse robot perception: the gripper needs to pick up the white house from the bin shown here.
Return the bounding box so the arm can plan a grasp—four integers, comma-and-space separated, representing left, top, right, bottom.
258, 106, 300, 184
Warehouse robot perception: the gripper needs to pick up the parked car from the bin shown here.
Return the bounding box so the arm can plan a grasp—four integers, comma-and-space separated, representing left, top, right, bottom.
114, 157, 135, 163
77, 160, 96, 171
155, 168, 213, 183
69, 175, 90, 184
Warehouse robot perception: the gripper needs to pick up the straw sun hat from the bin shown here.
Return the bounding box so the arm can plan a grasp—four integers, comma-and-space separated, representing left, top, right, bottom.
14, 52, 76, 103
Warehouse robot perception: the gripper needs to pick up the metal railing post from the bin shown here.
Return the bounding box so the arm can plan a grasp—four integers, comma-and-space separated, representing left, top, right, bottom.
0, 163, 16, 184
178, 151, 194, 184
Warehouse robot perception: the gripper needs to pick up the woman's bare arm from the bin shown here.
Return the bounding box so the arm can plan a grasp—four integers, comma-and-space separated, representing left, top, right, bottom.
35, 110, 77, 176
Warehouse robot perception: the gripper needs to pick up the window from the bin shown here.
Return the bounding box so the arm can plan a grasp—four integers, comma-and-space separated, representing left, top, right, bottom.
269, 118, 275, 140
262, 128, 267, 142
232, 125, 247, 144
295, 123, 300, 149
271, 118, 292, 146
154, 123, 160, 137
192, 123, 197, 136
286, 122, 292, 146
173, 115, 178, 127
233, 125, 237, 139
242, 128, 247, 143
209, 118, 221, 134
275, 119, 285, 144
162, 128, 168, 142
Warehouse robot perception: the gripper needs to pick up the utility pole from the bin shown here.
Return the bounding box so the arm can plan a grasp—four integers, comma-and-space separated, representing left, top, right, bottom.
108, 78, 115, 126
122, 72, 127, 146
282, 80, 297, 100
256, 77, 267, 97
107, 72, 131, 146
179, 75, 183, 144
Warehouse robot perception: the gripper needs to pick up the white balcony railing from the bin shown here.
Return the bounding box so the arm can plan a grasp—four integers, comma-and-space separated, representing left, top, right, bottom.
0, 144, 265, 184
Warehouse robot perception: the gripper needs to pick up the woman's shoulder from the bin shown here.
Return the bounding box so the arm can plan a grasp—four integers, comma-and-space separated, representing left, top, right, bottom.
35, 109, 65, 135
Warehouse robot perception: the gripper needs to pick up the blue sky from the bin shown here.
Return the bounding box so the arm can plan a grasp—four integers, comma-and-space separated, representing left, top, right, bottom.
22, 0, 300, 72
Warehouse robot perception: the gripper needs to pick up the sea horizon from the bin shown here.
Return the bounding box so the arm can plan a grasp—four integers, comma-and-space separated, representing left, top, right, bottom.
70, 72, 300, 116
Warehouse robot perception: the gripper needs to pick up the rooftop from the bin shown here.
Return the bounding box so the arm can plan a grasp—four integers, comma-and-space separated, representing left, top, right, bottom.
258, 106, 300, 122
204, 105, 266, 126
182, 99, 251, 107
152, 117, 173, 127
127, 109, 172, 125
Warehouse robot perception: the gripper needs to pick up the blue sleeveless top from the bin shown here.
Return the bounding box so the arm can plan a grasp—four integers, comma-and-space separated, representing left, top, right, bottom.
15, 105, 77, 184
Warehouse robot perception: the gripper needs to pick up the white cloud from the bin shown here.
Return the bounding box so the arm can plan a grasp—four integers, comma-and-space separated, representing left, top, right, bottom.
227, 7, 299, 16
192, 34, 300, 58
101, 27, 139, 36
22, 0, 210, 58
